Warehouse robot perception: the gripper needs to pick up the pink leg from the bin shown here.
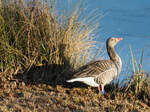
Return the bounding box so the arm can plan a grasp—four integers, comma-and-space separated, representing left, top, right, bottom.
98, 85, 101, 93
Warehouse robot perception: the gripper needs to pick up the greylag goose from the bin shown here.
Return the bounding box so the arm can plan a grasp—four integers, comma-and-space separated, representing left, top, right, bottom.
67, 37, 122, 94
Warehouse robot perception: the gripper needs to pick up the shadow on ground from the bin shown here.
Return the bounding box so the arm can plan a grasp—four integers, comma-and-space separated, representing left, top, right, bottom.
13, 43, 89, 89
13, 63, 90, 89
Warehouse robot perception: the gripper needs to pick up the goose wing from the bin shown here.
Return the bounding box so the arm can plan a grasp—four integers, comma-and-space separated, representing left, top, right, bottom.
72, 60, 117, 78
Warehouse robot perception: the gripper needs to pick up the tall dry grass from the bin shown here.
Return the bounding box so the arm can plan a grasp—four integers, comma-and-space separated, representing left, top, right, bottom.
0, 0, 100, 79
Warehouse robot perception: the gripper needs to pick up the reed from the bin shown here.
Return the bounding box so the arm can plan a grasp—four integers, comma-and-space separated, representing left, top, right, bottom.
129, 46, 145, 96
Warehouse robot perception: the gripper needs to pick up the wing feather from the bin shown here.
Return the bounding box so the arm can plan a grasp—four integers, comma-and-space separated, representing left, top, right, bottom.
72, 60, 117, 78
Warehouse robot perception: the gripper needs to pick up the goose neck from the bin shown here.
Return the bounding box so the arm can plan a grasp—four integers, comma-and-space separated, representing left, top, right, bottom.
107, 46, 118, 62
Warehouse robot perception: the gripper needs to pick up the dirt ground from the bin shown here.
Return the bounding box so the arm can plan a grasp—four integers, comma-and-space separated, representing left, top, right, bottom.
0, 74, 149, 112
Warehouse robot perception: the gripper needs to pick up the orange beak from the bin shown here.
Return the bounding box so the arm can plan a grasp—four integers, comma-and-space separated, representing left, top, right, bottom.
116, 37, 122, 41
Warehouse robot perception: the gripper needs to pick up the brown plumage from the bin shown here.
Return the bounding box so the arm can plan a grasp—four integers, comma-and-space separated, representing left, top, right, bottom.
72, 60, 116, 78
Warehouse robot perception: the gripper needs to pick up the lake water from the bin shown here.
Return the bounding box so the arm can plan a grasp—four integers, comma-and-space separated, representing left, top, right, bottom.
55, 0, 150, 81
86, 0, 150, 81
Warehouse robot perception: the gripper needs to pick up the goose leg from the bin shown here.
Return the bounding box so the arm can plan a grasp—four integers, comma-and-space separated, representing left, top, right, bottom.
98, 85, 101, 93
98, 85, 105, 95
101, 85, 105, 95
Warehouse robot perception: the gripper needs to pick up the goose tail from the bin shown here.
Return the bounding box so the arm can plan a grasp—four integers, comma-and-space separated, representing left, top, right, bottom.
66, 79, 77, 83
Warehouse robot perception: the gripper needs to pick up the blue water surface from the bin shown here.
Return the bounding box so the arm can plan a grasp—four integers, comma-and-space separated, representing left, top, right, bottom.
86, 0, 150, 81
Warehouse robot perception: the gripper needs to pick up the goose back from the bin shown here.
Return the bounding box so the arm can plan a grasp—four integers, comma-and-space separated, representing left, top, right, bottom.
72, 60, 118, 79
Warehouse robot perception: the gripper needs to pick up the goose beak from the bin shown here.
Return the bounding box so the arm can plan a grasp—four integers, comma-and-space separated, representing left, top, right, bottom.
116, 37, 122, 42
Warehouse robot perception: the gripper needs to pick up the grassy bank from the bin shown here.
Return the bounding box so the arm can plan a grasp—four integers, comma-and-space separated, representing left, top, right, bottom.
0, 0, 149, 111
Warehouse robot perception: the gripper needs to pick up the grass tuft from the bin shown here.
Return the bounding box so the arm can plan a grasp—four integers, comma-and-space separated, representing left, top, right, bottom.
129, 46, 145, 96
0, 0, 99, 80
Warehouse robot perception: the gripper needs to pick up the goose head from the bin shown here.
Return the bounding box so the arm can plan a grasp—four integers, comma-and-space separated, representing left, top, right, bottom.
106, 37, 122, 48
